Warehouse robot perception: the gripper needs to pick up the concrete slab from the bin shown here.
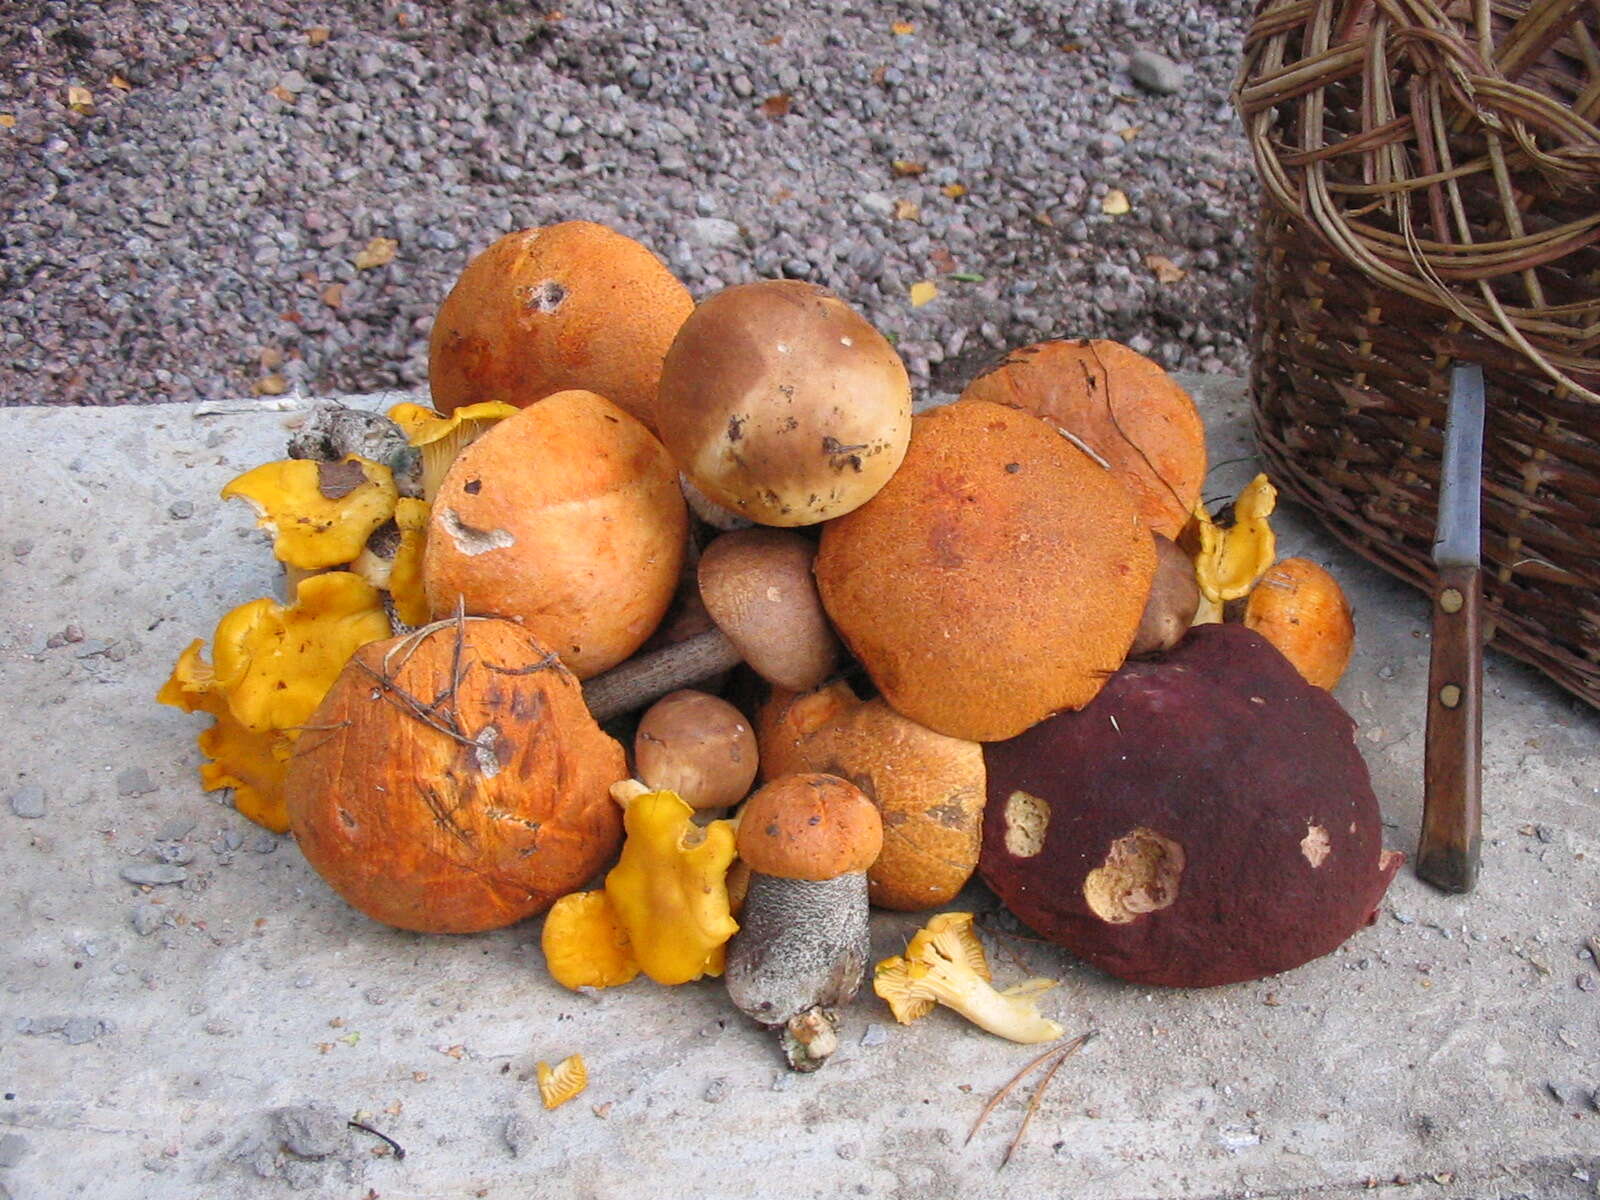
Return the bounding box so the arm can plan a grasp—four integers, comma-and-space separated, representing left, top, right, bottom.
1, 380, 1596, 1200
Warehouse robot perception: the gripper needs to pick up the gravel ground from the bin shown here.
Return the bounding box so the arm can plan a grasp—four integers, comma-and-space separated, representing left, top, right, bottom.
1, 0, 1258, 408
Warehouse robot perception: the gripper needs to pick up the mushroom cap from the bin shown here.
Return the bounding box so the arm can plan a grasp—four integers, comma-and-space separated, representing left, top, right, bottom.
757, 682, 986, 911
1128, 532, 1202, 658
979, 623, 1400, 987
654, 280, 912, 526
634, 689, 759, 810
286, 617, 626, 934
421, 389, 688, 679
221, 456, 398, 571
1243, 557, 1355, 690
697, 527, 841, 691
736, 773, 883, 881
427, 221, 694, 430
815, 399, 1158, 742
958, 339, 1207, 540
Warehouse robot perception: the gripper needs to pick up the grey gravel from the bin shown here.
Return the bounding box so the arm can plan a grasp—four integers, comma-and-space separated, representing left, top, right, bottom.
502, 1111, 536, 1158
1129, 49, 1187, 95
702, 1077, 730, 1104
1, 0, 1256, 410
167, 500, 195, 520
17, 1015, 114, 1044
115, 768, 155, 797
9, 785, 46, 819
120, 862, 188, 886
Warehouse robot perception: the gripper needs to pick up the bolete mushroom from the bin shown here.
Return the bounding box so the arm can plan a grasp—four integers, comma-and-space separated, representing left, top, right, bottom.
757, 681, 986, 911
421, 389, 688, 679
814, 399, 1157, 742
958, 338, 1208, 540
581, 526, 841, 722
634, 690, 759, 811
979, 623, 1401, 987
285, 617, 626, 934
428, 221, 694, 430
1128, 532, 1202, 658
725, 773, 883, 1071
653, 279, 912, 526
1242, 557, 1356, 690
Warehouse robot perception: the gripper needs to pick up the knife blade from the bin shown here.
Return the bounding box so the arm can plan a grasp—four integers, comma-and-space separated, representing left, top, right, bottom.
1417, 363, 1485, 893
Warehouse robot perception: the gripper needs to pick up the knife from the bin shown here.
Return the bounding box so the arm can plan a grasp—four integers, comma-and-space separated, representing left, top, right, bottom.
1417, 363, 1485, 893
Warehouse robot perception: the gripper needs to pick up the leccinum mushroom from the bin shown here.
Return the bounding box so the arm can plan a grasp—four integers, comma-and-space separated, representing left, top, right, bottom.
724, 773, 883, 1072
634, 690, 759, 811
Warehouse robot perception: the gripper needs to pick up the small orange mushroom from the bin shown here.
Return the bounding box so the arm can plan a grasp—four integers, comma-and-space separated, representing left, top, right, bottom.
221, 456, 398, 571
1243, 557, 1356, 690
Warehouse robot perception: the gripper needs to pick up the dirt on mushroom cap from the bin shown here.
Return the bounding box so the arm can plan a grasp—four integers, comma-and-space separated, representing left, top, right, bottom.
814, 398, 1157, 743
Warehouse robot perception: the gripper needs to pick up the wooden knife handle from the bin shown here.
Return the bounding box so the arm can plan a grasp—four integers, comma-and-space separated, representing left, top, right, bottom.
1417, 563, 1483, 893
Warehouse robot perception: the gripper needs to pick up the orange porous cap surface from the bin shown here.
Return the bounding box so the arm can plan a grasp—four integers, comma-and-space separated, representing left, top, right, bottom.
736, 773, 884, 881
815, 398, 1157, 742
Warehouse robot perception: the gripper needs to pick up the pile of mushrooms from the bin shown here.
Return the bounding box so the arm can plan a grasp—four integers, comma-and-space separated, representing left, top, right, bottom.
160, 222, 1392, 1077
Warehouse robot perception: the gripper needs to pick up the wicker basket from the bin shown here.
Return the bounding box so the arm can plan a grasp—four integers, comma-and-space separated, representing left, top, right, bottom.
1236, 0, 1600, 707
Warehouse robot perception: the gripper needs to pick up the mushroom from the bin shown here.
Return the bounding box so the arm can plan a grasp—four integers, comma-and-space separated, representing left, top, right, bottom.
286, 616, 626, 934
221, 456, 399, 573
979, 623, 1402, 987
540, 889, 641, 990
1242, 557, 1356, 690
581, 526, 841, 722
1128, 532, 1202, 657
157, 572, 393, 832
1184, 473, 1279, 623
349, 497, 432, 630
814, 399, 1157, 742
387, 400, 520, 502
756, 680, 986, 911
724, 773, 883, 1072
653, 279, 913, 526
421, 389, 688, 680
634, 690, 759, 812
873, 912, 1065, 1043
601, 783, 739, 984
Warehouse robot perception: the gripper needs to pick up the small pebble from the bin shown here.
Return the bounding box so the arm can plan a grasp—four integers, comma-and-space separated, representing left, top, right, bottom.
503, 1111, 535, 1158
294, 973, 315, 989
251, 832, 280, 854
203, 1018, 236, 1036
117, 768, 156, 797
63, 1017, 112, 1045
120, 863, 188, 886
10, 785, 46, 819
363, 987, 388, 1005
702, 1078, 729, 1104
131, 903, 166, 936
12, 540, 32, 559
168, 500, 195, 520
860, 1023, 889, 1048
1129, 49, 1187, 95
155, 817, 197, 842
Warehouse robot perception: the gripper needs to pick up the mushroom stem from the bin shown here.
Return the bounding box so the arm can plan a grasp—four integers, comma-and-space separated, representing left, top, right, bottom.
581, 628, 743, 723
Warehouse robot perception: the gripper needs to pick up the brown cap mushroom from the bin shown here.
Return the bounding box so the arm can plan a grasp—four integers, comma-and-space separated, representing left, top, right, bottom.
634, 689, 759, 811
581, 526, 841, 721
735, 773, 883, 881
654, 280, 912, 526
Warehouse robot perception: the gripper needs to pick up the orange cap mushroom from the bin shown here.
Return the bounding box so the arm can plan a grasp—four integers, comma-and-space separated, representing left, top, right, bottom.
735, 773, 883, 882
1243, 557, 1356, 690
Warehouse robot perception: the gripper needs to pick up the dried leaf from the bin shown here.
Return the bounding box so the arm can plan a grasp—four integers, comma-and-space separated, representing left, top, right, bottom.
110, 75, 132, 92
892, 159, 925, 177
354, 237, 397, 270
438, 1044, 465, 1060
1059, 40, 1085, 52
1101, 189, 1131, 215
65, 86, 94, 114
871, 66, 889, 86
763, 35, 783, 46
1034, 210, 1055, 227
254, 374, 288, 397
894, 199, 920, 221
269, 85, 296, 104
1145, 254, 1186, 284
305, 26, 331, 45
891, 21, 916, 35
942, 182, 967, 199
322, 282, 346, 309
929, 246, 957, 274
0, 114, 15, 129
761, 93, 791, 118
258, 346, 285, 370
909, 280, 938, 307
1118, 126, 1141, 141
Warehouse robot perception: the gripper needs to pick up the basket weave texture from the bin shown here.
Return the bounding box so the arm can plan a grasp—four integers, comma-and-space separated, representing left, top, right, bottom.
1236, 0, 1600, 707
